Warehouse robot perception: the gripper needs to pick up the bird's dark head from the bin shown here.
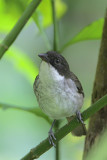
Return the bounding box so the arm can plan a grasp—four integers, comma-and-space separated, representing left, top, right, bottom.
38, 51, 70, 78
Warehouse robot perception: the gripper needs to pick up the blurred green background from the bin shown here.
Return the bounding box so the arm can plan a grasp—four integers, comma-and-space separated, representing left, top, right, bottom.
0, 0, 107, 160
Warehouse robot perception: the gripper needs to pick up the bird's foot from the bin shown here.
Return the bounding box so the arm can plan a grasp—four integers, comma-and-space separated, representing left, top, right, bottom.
48, 130, 56, 147
76, 110, 84, 124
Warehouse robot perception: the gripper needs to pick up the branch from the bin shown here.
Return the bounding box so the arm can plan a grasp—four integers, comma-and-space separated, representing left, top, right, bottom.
0, 0, 41, 59
21, 94, 107, 160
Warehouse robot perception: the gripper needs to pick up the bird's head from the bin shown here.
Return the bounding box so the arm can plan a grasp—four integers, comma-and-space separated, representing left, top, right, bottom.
38, 51, 70, 78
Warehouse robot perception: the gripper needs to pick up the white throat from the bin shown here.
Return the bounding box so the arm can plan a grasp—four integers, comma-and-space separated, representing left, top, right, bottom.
39, 61, 64, 83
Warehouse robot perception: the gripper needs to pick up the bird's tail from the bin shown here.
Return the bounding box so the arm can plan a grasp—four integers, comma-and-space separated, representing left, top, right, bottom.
66, 116, 87, 136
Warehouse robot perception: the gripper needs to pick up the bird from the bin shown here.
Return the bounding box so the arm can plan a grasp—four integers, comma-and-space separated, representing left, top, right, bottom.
33, 51, 86, 147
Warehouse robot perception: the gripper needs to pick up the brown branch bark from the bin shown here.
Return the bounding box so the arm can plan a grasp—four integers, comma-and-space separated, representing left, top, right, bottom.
83, 10, 107, 159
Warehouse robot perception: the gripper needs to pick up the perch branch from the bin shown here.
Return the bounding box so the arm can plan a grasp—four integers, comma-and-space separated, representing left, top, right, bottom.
21, 94, 107, 160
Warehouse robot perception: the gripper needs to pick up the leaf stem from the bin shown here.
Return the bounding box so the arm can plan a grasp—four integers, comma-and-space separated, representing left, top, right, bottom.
0, 0, 41, 59
21, 94, 107, 160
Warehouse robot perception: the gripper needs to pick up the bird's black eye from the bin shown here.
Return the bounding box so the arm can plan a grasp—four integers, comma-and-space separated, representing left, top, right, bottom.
54, 58, 60, 64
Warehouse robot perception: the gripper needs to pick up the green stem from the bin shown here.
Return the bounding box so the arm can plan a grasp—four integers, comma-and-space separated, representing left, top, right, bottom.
21, 94, 107, 160
0, 0, 41, 59
51, 0, 59, 51
55, 121, 60, 160
51, 0, 59, 159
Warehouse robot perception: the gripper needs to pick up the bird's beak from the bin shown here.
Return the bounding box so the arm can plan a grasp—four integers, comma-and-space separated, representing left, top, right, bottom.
38, 53, 49, 63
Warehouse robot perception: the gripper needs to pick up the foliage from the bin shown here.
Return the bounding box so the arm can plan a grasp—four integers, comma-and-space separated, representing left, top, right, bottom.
0, 0, 67, 32
0, 0, 107, 160
61, 18, 104, 51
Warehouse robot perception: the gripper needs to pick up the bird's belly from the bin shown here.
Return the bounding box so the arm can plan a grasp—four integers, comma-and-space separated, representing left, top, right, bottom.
37, 83, 83, 119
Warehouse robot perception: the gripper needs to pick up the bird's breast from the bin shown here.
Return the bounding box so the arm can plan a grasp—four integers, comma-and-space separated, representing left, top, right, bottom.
36, 77, 83, 119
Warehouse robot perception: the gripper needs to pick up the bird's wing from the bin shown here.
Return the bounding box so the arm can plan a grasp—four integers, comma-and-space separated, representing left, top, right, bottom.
33, 75, 39, 94
69, 71, 84, 97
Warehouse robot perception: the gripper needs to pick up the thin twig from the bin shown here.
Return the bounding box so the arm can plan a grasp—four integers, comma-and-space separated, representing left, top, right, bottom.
21, 94, 107, 160
52, 0, 59, 51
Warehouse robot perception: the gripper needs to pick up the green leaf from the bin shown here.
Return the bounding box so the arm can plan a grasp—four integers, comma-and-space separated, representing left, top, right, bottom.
61, 18, 104, 52
5, 47, 38, 84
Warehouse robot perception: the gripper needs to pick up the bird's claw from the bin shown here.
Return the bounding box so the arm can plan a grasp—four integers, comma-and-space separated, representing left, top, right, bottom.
48, 130, 56, 147
76, 111, 85, 124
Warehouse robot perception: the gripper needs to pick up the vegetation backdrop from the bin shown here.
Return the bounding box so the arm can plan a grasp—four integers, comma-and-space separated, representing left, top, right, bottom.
0, 0, 107, 160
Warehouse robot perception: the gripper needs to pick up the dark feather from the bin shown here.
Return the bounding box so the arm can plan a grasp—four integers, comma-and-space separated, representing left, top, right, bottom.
33, 75, 39, 94
69, 71, 84, 97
